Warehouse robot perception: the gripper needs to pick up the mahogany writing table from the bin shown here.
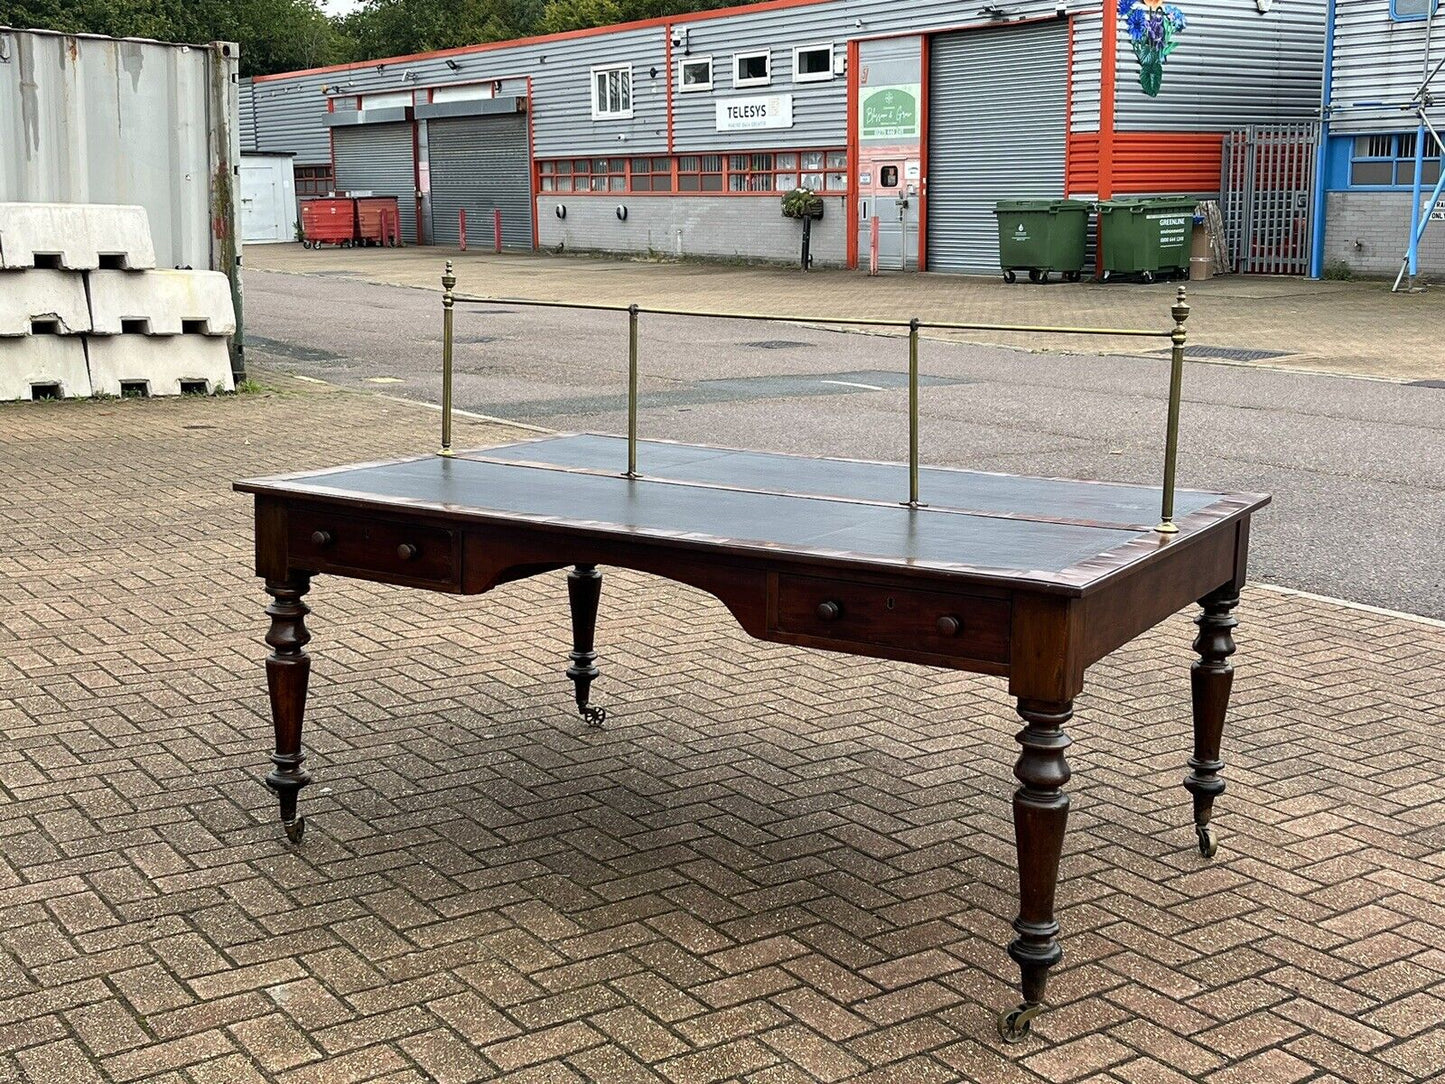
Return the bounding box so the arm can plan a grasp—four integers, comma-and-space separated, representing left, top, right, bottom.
236, 433, 1267, 1041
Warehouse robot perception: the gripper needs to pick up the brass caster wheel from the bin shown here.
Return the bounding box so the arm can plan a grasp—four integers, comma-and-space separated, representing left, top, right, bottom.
1196, 823, 1218, 858
581, 705, 608, 729
283, 817, 306, 844
997, 1002, 1044, 1044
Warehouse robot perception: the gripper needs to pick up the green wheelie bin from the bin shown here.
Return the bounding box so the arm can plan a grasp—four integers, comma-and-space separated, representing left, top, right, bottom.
994, 199, 1090, 284
1097, 197, 1196, 283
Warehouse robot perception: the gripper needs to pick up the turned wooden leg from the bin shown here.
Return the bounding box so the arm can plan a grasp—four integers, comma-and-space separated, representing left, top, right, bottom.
1185, 585, 1239, 859
566, 564, 606, 727
265, 576, 313, 843
1000, 697, 1073, 1043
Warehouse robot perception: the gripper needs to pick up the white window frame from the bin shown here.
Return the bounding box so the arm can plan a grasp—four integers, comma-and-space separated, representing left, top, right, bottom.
678, 55, 714, 93
732, 50, 771, 88
791, 43, 834, 84
590, 63, 633, 120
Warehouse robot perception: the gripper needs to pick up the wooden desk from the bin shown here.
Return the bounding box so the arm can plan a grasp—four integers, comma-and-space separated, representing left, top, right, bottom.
236, 434, 1267, 1041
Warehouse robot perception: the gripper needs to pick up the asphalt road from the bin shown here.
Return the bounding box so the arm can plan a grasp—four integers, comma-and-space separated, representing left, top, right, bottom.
244, 268, 1445, 620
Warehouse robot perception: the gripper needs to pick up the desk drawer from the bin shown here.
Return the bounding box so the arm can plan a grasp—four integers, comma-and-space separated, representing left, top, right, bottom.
770, 573, 1010, 664
288, 509, 460, 588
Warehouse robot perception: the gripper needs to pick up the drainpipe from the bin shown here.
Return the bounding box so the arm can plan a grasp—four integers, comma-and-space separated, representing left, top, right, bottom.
1309, 0, 1335, 279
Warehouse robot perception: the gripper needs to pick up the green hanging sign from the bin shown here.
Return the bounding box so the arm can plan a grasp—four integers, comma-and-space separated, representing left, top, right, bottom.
860, 85, 921, 140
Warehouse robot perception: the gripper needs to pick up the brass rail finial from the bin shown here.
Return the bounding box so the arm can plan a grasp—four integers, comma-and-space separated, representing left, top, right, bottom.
1156, 284, 1190, 534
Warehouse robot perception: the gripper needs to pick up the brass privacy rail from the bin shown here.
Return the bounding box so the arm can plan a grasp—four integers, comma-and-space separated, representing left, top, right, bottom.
436, 262, 1193, 534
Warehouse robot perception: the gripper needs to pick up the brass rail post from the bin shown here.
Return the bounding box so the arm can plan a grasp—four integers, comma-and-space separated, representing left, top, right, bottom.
1156, 286, 1190, 534
627, 303, 639, 478
908, 317, 921, 507
439, 261, 456, 457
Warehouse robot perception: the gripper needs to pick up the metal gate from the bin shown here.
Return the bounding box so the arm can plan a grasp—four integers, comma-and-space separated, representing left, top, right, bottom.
332, 123, 418, 243
926, 22, 1069, 273
1220, 123, 1319, 275
428, 114, 533, 249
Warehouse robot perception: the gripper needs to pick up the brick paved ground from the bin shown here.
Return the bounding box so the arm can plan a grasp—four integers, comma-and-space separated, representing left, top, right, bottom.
246, 245, 1445, 384
0, 376, 1442, 1083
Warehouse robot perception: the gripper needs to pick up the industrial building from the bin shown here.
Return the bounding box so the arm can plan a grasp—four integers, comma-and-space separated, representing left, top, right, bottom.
241, 0, 1325, 273
1313, 0, 1445, 282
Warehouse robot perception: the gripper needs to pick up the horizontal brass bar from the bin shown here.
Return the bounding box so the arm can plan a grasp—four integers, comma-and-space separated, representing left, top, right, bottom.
451, 293, 1171, 339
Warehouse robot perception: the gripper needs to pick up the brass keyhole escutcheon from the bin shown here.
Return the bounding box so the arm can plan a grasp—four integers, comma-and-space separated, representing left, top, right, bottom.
885, 596, 896, 611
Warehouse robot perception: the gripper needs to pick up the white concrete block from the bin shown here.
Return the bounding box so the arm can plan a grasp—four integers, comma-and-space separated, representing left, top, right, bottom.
0, 203, 156, 270
0, 336, 93, 400
87, 269, 236, 336
86, 336, 234, 397
0, 269, 92, 336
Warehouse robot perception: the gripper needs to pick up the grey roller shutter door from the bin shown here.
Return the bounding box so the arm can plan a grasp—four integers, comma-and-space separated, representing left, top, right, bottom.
332, 123, 418, 243
926, 22, 1069, 274
428, 115, 533, 249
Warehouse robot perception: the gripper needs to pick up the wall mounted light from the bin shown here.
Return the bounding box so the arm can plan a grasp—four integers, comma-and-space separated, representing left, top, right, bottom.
445, 58, 462, 71
1255, 0, 1272, 12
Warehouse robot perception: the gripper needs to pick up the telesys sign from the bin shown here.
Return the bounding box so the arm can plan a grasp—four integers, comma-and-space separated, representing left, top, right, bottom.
716, 94, 794, 132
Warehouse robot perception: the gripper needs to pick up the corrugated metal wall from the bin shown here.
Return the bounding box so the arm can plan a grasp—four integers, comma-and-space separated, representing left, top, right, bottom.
1071, 12, 1103, 133
428, 114, 533, 247
671, 4, 846, 151
244, 0, 1323, 173
1329, 0, 1433, 134
332, 124, 418, 242
240, 76, 259, 151
927, 22, 1070, 273
1113, 0, 1326, 131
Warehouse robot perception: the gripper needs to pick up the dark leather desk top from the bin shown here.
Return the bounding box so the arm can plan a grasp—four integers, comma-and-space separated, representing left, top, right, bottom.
237, 435, 1267, 594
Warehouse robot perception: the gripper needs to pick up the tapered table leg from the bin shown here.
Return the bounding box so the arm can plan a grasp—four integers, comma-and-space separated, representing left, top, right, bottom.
567, 564, 606, 727
264, 575, 313, 843
1000, 697, 1073, 1043
1185, 585, 1239, 859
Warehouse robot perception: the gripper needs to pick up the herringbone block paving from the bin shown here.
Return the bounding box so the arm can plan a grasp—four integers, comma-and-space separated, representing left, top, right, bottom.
0, 376, 1441, 1083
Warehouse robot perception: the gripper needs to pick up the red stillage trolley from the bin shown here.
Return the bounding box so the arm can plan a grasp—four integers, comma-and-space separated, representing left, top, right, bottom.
355, 197, 401, 247
299, 198, 356, 249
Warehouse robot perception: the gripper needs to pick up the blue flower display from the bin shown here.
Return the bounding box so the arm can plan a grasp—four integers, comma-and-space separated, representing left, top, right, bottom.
1118, 0, 1188, 97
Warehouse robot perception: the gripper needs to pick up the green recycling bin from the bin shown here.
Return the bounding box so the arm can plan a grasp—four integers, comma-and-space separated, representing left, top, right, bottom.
1097, 197, 1196, 283
994, 199, 1090, 284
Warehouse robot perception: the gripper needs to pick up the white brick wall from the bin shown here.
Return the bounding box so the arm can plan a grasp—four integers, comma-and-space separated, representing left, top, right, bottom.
1324, 191, 1445, 276
537, 195, 848, 267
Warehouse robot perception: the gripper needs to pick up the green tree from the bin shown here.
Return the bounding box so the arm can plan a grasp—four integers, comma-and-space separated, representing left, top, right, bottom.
0, 0, 344, 76
0, 0, 780, 75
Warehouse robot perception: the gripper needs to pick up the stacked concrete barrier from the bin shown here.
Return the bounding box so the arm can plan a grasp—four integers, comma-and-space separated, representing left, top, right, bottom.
86, 269, 236, 396
0, 203, 235, 400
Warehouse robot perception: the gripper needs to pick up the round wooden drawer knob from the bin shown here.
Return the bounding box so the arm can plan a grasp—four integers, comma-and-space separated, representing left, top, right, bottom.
816, 600, 843, 622
310, 530, 333, 548
397, 543, 419, 561
937, 615, 963, 637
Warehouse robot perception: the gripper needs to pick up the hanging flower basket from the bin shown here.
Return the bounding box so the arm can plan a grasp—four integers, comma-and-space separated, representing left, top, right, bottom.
1118, 0, 1188, 98
781, 187, 824, 220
